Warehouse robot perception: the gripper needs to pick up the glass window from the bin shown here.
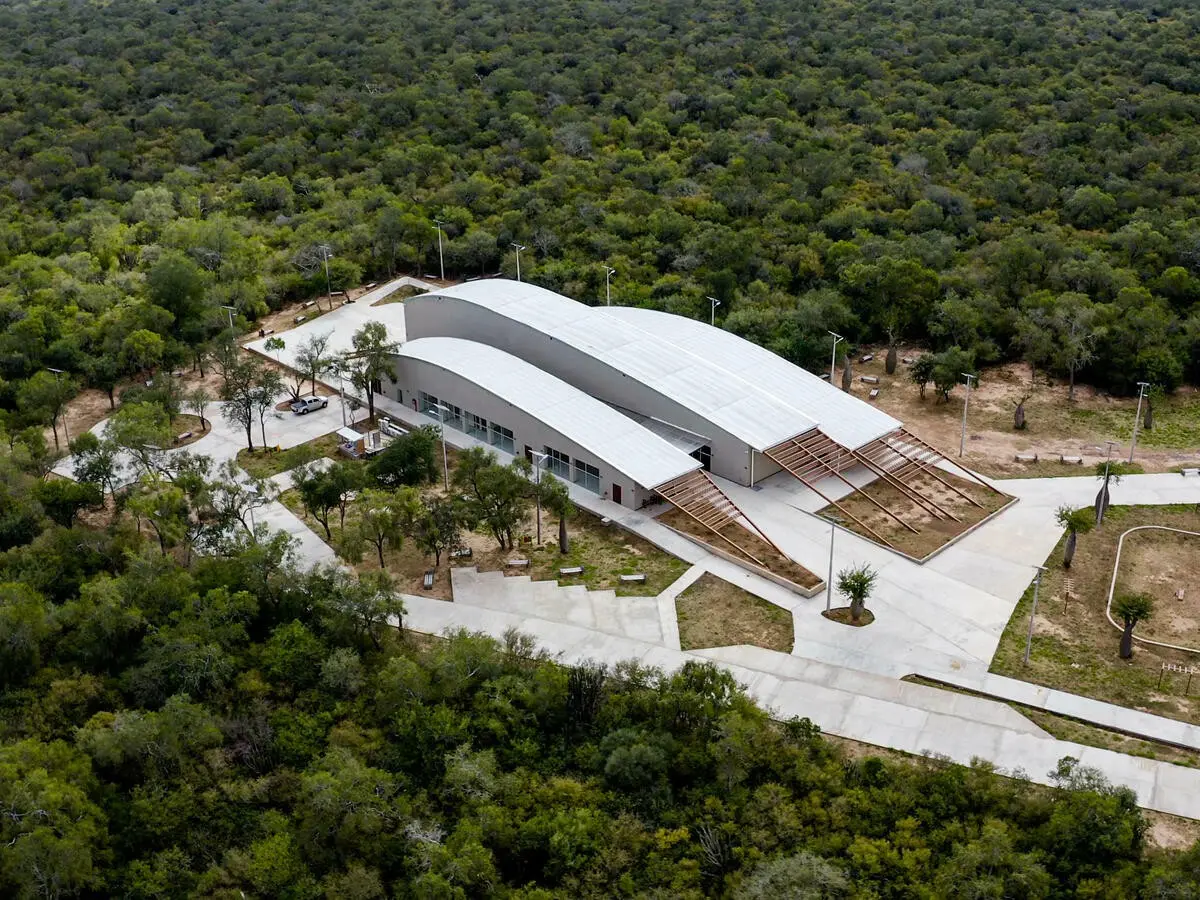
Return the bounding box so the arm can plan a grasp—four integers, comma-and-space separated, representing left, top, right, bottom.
442, 402, 463, 431
489, 422, 514, 454
419, 391, 440, 418
573, 459, 600, 493
466, 412, 488, 441
544, 446, 571, 478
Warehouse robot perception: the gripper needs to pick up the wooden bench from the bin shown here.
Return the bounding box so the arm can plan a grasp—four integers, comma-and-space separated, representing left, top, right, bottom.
1177, 588, 1186, 601
449, 547, 472, 559
860, 353, 874, 363
293, 315, 306, 324
559, 565, 584, 576
506, 559, 530, 568
1060, 455, 1083, 465
901, 357, 914, 365
868, 389, 880, 400
422, 570, 434, 590
1182, 468, 1200, 477
1015, 453, 1038, 463
174, 431, 193, 444
619, 573, 646, 584
860, 375, 880, 384
301, 300, 316, 309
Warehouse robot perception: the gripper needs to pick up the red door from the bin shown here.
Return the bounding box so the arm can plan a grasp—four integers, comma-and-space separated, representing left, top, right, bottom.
612, 484, 622, 506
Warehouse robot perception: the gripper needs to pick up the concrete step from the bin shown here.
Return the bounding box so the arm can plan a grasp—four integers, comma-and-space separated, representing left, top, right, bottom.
695, 645, 1049, 738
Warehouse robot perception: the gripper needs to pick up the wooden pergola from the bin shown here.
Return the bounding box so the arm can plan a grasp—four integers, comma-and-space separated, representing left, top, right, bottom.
764, 426, 1000, 549
655, 470, 786, 569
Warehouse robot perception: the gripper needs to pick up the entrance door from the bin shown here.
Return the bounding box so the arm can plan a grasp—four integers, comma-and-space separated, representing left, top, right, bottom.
611, 484, 622, 506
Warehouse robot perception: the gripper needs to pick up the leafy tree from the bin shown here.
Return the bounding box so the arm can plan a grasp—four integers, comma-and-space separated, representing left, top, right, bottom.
295, 331, 336, 397
734, 851, 849, 899
909, 353, 936, 400
412, 496, 464, 566
836, 564, 877, 624
1054, 506, 1094, 569
453, 448, 531, 550
342, 322, 397, 423
1113, 593, 1153, 660
368, 425, 438, 487
186, 386, 212, 431
930, 346, 977, 403
251, 365, 284, 449
17, 369, 77, 451
104, 401, 173, 478
349, 487, 418, 568
34, 478, 102, 528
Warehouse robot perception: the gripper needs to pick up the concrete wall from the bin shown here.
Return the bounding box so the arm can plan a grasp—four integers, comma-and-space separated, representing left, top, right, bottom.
387, 355, 656, 509
405, 295, 756, 484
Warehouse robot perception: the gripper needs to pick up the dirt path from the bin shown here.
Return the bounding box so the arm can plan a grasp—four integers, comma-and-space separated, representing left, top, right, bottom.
852, 348, 1200, 476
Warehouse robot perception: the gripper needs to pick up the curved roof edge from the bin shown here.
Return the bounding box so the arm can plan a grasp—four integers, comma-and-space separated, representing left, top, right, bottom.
395, 337, 701, 490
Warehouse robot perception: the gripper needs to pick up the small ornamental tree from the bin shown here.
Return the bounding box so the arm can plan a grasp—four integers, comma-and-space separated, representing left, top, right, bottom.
836, 564, 878, 624
1054, 505, 1094, 569
1113, 593, 1153, 659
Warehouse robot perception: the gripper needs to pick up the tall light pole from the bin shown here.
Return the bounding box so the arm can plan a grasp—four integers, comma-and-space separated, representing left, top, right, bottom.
959, 372, 977, 458
708, 296, 720, 327
511, 243, 526, 282
46, 367, 69, 447
430, 404, 451, 490
827, 331, 844, 382
603, 266, 615, 306
1023, 565, 1048, 665
320, 246, 333, 308
433, 219, 446, 281
823, 515, 840, 613
1129, 381, 1150, 463
220, 305, 237, 331
530, 450, 549, 545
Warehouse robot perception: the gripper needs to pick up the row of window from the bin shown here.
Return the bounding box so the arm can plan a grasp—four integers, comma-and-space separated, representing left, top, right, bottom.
540, 445, 601, 494
419, 391, 514, 454
414, 391, 605, 496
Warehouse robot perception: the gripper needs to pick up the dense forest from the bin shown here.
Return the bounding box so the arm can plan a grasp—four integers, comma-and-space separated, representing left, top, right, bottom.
2, 0, 1200, 419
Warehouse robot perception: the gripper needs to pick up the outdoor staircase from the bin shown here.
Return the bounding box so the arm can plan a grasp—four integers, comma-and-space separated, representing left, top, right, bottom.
450, 567, 664, 644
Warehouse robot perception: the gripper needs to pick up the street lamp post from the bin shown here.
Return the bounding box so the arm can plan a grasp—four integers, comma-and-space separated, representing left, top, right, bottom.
708, 296, 720, 326
46, 367, 69, 447
430, 404, 452, 490
320, 246, 333, 309
220, 305, 236, 331
433, 219, 446, 281
530, 450, 549, 545
827, 331, 843, 383
511, 243, 526, 282
959, 373, 977, 458
1129, 381, 1150, 463
824, 516, 839, 613
1023, 565, 1048, 665
603, 266, 615, 306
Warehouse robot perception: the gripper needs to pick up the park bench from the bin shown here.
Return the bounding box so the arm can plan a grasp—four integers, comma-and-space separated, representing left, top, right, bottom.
600, 517, 612, 525
301, 300, 316, 309
901, 357, 914, 365
294, 315, 306, 324
619, 573, 646, 584
1182, 468, 1200, 477
1178, 588, 1186, 601
1060, 455, 1083, 465
559, 565, 584, 576
820, 372, 831, 380
422, 570, 434, 590
449, 547, 472, 559
506, 558, 530, 568
860, 353, 874, 363
868, 389, 880, 400
860, 375, 880, 384
174, 431, 193, 444
1015, 453, 1038, 463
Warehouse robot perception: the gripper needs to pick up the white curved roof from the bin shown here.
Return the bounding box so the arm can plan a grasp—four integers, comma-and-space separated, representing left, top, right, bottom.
604, 306, 900, 449
396, 337, 700, 489
419, 280, 822, 450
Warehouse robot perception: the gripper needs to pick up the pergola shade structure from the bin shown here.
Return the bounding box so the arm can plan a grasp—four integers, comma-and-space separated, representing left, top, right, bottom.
654, 469, 787, 570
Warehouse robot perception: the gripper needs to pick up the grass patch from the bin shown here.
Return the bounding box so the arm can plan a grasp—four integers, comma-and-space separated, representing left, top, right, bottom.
819, 472, 1011, 560
991, 503, 1200, 726
236, 433, 343, 480
372, 284, 428, 306
677, 573, 794, 652
166, 414, 207, 448
280, 486, 687, 599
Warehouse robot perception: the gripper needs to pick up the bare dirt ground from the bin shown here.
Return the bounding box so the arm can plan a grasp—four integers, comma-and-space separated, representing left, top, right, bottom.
820, 471, 1010, 559
658, 507, 821, 588
1120, 529, 1200, 649
853, 348, 1200, 477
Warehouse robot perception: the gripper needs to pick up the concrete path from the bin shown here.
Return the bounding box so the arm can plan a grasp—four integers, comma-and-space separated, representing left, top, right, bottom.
395, 595, 1200, 820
